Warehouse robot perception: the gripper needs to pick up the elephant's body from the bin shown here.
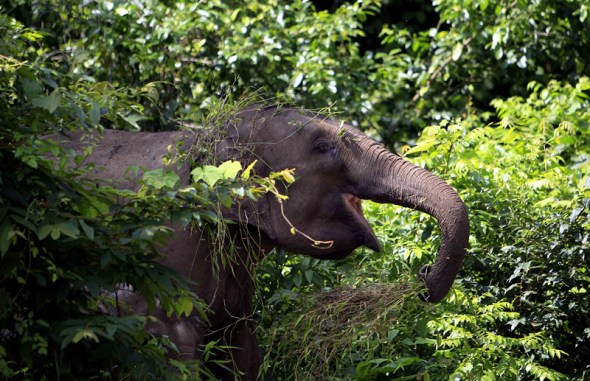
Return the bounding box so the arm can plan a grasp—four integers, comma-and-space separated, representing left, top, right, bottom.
55, 129, 264, 378
50, 105, 469, 380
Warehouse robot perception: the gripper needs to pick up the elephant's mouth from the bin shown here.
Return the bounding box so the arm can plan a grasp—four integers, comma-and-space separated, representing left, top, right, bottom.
343, 193, 381, 253
310, 194, 380, 260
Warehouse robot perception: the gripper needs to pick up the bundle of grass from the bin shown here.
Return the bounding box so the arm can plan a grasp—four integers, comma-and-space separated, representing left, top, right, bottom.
264, 279, 425, 380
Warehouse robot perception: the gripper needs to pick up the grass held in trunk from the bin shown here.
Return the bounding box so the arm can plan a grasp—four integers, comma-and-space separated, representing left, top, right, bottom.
264, 280, 423, 379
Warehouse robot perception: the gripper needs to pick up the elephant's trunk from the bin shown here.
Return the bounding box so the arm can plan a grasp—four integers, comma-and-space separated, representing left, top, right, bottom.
349, 139, 469, 303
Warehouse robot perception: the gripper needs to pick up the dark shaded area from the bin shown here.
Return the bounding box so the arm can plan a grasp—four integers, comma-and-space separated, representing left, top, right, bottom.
312, 0, 439, 53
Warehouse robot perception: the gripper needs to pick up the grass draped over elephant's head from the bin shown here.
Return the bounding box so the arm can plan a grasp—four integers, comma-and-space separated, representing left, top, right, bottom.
178, 96, 348, 273
180, 94, 292, 165
183, 94, 344, 167
164, 95, 274, 274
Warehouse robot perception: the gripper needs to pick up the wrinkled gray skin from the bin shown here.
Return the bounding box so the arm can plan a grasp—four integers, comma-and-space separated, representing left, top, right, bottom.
54, 105, 469, 380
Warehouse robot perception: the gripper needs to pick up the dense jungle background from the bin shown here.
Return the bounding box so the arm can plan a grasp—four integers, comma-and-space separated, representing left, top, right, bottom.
1, 0, 589, 379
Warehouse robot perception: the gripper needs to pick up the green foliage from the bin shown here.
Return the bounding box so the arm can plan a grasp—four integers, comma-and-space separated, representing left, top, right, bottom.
259, 78, 588, 380
7, 0, 589, 145
409, 77, 589, 378
3, 0, 379, 131
6, 0, 590, 147
0, 14, 263, 380
427, 292, 567, 381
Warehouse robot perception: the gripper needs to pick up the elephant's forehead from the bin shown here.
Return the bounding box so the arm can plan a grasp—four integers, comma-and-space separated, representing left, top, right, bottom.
277, 111, 347, 135
252, 109, 362, 147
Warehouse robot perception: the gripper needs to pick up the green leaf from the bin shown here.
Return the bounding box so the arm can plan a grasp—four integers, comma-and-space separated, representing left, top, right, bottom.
191, 165, 223, 186
292, 72, 304, 88
142, 168, 180, 189
0, 220, 15, 256
452, 42, 463, 61
404, 139, 437, 155
172, 209, 193, 227
75, 194, 110, 218
191, 160, 242, 186
119, 113, 145, 130
71, 329, 99, 344
218, 160, 242, 179
78, 219, 94, 240
21, 77, 43, 98
100, 252, 112, 268
89, 101, 101, 125
31, 88, 62, 113
38, 219, 80, 240
241, 160, 258, 179
174, 295, 194, 317
304, 269, 314, 284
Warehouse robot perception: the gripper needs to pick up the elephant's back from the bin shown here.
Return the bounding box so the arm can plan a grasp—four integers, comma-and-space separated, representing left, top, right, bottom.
46, 129, 197, 190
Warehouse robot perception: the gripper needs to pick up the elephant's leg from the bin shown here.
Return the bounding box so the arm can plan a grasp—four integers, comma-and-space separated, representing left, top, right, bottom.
228, 319, 262, 380
108, 286, 204, 360
208, 319, 262, 381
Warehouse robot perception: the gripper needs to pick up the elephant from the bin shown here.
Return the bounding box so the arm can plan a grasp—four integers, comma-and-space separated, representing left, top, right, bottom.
52, 104, 469, 380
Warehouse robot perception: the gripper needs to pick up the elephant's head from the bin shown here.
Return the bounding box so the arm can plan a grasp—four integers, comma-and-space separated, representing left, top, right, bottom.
218, 105, 469, 303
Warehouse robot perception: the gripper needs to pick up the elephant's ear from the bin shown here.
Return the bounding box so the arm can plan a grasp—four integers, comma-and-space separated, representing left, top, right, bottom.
221, 194, 277, 242
215, 135, 278, 242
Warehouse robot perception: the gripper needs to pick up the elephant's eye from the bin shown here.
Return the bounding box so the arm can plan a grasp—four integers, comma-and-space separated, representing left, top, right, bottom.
313, 141, 335, 154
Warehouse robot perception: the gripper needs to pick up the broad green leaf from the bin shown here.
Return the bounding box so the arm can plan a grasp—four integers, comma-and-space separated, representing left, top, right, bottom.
31, 88, 62, 113
21, 77, 43, 98
142, 168, 180, 189
89, 101, 101, 125
292, 72, 304, 88
218, 160, 242, 179
75, 194, 110, 218
71, 329, 99, 344
78, 219, 94, 240
192, 161, 242, 186
119, 113, 145, 130
174, 295, 194, 317
191, 165, 224, 186
38, 220, 80, 240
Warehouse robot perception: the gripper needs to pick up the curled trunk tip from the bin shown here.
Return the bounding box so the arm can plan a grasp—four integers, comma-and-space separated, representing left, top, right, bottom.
419, 200, 469, 303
